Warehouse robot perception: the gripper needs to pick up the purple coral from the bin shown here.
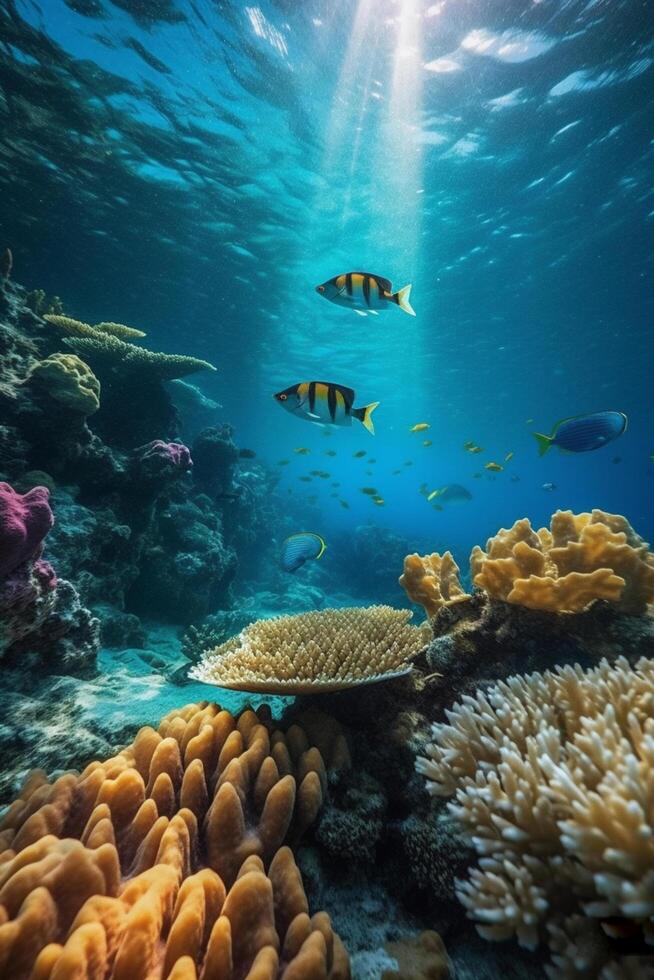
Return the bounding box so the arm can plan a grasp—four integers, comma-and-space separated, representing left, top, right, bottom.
135, 440, 193, 477
0, 482, 54, 577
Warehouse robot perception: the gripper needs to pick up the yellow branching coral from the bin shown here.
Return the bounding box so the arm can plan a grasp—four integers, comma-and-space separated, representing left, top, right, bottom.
65, 335, 216, 381
191, 606, 428, 694
0, 701, 349, 979
416, 656, 654, 973
471, 510, 654, 614
27, 353, 101, 415
399, 551, 469, 618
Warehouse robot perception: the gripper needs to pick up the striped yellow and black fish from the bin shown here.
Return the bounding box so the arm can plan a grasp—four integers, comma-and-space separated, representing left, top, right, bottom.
316, 271, 415, 317
274, 381, 380, 435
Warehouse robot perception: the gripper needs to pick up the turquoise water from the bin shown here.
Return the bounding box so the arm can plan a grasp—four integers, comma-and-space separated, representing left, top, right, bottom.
1, 0, 653, 566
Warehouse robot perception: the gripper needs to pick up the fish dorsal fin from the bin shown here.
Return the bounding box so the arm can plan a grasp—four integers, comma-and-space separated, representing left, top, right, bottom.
351, 271, 393, 293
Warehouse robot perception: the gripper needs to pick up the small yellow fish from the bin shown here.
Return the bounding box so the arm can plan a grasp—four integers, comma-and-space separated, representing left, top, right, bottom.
392, 469, 401, 475
373, 497, 385, 506
340, 500, 349, 509
410, 423, 430, 433
469, 445, 483, 454
325, 450, 337, 457
463, 441, 475, 449
353, 450, 366, 458
526, 418, 534, 424
422, 439, 432, 447
485, 462, 503, 472
277, 459, 290, 465
294, 447, 310, 455
504, 451, 514, 462
427, 489, 441, 501
361, 487, 378, 495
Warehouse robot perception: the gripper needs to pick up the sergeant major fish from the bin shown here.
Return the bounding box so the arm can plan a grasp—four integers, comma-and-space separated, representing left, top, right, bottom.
275, 381, 380, 435
316, 272, 415, 317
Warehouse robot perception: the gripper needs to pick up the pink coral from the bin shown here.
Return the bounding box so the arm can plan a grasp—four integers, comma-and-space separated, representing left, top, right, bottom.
0, 483, 54, 578
136, 440, 193, 474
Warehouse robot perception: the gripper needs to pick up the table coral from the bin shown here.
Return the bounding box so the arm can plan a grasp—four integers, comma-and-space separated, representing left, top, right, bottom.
0, 482, 53, 577
190, 606, 429, 693
416, 655, 654, 975
399, 551, 469, 618
64, 333, 216, 381
28, 353, 101, 415
0, 701, 349, 980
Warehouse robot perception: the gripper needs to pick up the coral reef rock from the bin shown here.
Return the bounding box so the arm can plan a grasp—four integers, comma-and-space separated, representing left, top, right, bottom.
0, 482, 99, 673
0, 700, 349, 979
191, 606, 430, 693
416, 655, 654, 977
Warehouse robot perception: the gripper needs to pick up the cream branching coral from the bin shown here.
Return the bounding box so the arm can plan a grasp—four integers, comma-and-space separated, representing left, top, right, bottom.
399, 551, 469, 618
65, 334, 216, 381
43, 314, 146, 340
0, 701, 349, 979
27, 353, 101, 415
416, 656, 654, 974
44, 313, 216, 380
191, 607, 428, 694
471, 509, 654, 614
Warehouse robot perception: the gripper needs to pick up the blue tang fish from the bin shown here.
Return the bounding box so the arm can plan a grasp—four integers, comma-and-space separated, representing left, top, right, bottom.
281, 532, 327, 573
533, 411, 627, 456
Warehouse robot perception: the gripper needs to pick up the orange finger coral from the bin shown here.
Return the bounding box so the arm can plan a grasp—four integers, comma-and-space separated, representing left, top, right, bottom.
0, 701, 350, 980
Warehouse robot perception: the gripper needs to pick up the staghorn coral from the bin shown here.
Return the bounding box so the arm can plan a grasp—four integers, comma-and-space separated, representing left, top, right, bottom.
190, 606, 428, 694
64, 333, 216, 381
470, 509, 654, 615
27, 353, 101, 415
416, 655, 654, 974
0, 701, 349, 979
399, 551, 469, 618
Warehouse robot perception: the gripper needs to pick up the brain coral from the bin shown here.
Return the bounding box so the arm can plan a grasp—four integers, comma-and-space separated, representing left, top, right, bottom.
190, 606, 429, 693
416, 655, 654, 976
28, 353, 101, 415
0, 701, 349, 979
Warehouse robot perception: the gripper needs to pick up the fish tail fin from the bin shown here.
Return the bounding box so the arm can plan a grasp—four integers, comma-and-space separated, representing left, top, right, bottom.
354, 401, 380, 435
393, 284, 415, 317
533, 431, 552, 456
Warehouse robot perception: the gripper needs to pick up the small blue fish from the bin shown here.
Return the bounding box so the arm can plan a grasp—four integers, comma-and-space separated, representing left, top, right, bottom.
280, 532, 327, 573
533, 411, 627, 456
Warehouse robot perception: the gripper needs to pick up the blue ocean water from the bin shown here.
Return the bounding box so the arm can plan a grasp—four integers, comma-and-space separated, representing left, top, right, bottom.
1, 0, 653, 576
